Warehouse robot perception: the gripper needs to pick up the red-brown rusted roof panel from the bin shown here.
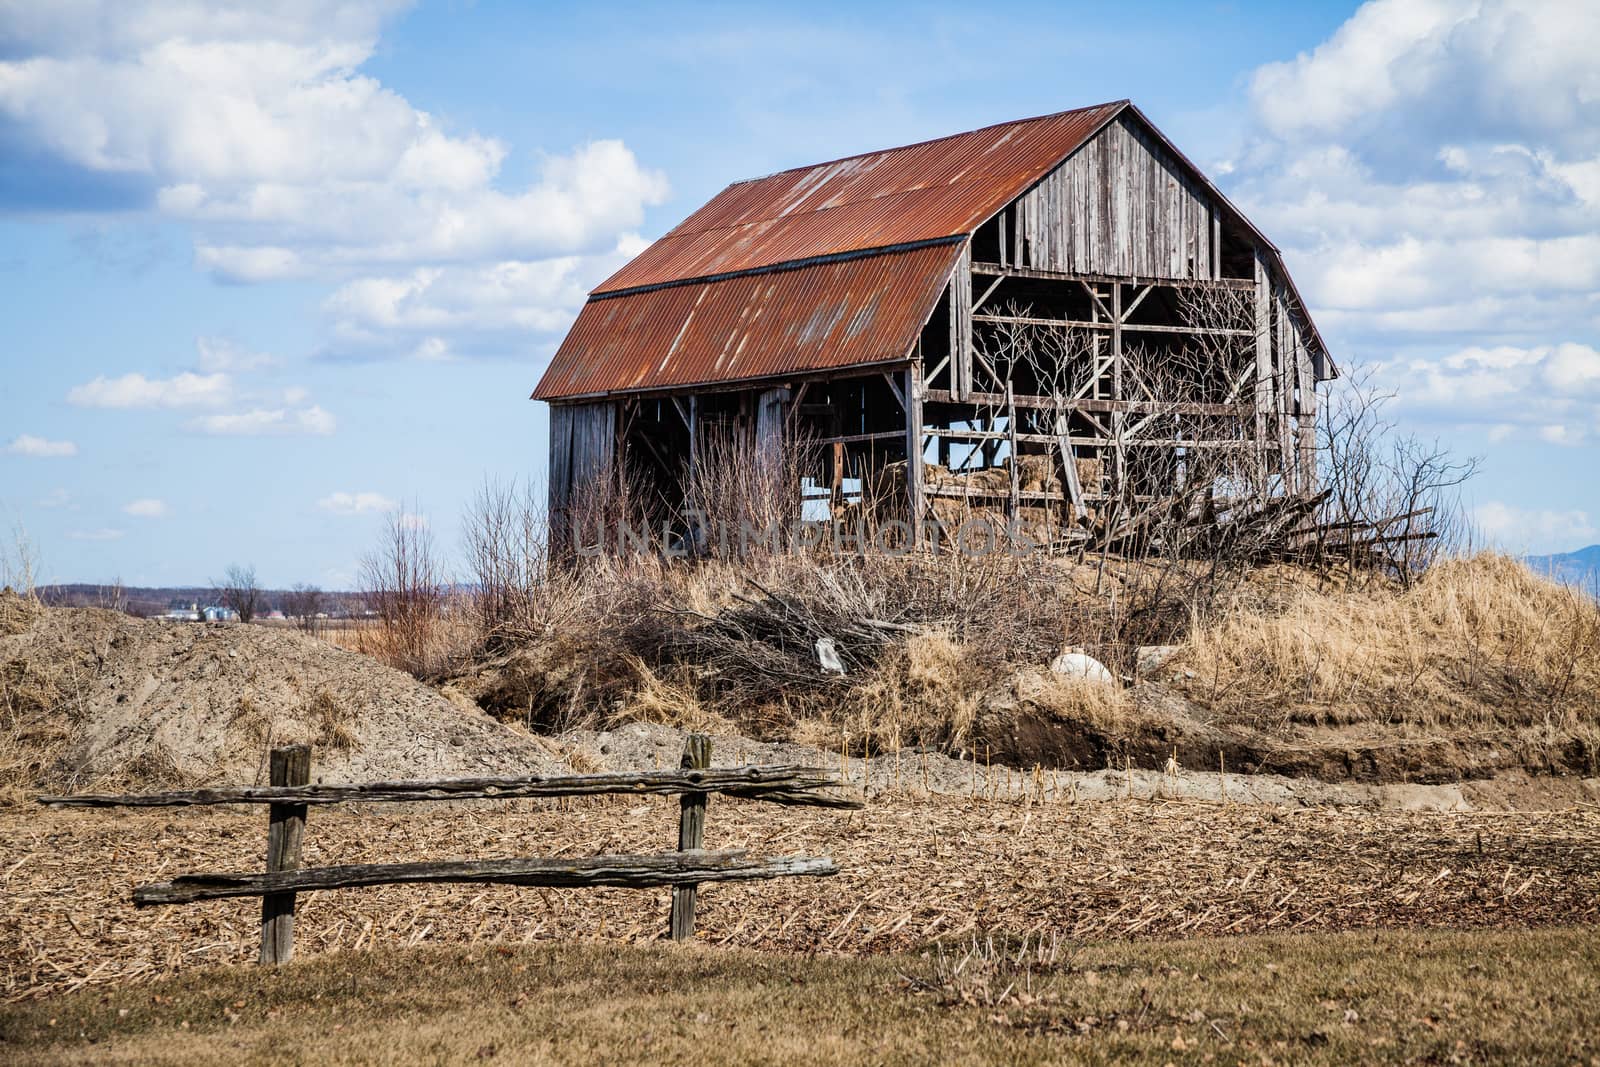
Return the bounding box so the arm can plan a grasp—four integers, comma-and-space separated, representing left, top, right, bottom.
595, 101, 1125, 294
533, 242, 961, 399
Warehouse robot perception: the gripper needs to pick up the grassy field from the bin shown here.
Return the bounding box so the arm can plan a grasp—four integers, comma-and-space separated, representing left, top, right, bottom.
3, 928, 1597, 1065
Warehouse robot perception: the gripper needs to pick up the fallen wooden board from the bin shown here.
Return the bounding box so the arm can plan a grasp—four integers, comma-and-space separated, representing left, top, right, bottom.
133, 850, 838, 905
40, 765, 863, 810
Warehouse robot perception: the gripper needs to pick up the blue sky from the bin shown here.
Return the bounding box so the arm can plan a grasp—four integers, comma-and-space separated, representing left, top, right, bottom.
2, 0, 1597, 587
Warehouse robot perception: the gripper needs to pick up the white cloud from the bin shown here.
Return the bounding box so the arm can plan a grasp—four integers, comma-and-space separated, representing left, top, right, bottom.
1251, 0, 1600, 158
195, 336, 276, 372
321, 234, 644, 358
66, 527, 125, 542
122, 497, 167, 518
5, 434, 78, 457
317, 490, 396, 515
1234, 0, 1600, 349
0, 3, 668, 283
1382, 342, 1600, 444
36, 488, 72, 508
67, 371, 230, 409
1475, 501, 1596, 555
188, 405, 336, 436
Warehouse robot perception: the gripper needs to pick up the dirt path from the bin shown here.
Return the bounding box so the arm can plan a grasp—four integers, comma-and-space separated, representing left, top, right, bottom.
5, 792, 1597, 1002
563, 720, 1600, 811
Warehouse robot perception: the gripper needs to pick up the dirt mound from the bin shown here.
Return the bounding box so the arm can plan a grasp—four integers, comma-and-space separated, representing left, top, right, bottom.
0, 593, 561, 795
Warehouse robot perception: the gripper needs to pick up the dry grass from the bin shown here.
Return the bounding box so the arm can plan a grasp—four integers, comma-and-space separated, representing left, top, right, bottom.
1177, 553, 1600, 733
3, 929, 1597, 1065
424, 548, 1600, 777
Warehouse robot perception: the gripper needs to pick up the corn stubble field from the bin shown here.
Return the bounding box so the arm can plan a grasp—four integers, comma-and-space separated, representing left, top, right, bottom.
4, 494, 1600, 1063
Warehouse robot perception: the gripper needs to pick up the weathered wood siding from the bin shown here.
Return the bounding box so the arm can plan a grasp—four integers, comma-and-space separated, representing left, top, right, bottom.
948, 242, 974, 400
548, 400, 616, 516
1012, 114, 1217, 279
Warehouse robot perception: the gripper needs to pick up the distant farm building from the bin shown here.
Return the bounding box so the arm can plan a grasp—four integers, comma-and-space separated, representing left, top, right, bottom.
534, 100, 1333, 549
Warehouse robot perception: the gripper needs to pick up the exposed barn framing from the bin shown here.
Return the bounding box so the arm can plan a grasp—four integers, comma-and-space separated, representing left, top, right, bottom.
534, 100, 1334, 551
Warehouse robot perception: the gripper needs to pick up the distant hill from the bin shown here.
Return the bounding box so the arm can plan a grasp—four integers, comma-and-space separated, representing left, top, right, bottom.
1525, 545, 1600, 592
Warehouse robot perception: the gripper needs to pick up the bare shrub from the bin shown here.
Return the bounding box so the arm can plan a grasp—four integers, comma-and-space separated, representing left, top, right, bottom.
283, 584, 324, 635
214, 564, 261, 623
360, 509, 449, 678
1316, 369, 1479, 582
1, 522, 40, 597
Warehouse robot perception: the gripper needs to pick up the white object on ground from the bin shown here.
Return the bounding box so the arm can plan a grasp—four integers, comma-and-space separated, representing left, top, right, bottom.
815, 637, 846, 675
1048, 648, 1114, 683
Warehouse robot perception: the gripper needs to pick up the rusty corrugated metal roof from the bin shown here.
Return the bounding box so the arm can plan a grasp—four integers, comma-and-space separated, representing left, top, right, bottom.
532, 243, 961, 400
534, 98, 1331, 399
595, 101, 1126, 295
536, 103, 1127, 399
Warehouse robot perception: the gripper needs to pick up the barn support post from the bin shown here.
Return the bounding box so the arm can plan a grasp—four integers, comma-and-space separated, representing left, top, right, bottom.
1252, 256, 1273, 486
904, 364, 925, 544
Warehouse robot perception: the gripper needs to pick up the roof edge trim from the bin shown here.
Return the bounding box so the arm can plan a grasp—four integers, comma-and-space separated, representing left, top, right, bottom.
589, 234, 967, 301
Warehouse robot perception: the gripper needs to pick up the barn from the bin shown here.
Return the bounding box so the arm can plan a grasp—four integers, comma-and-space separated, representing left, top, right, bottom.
533, 99, 1333, 548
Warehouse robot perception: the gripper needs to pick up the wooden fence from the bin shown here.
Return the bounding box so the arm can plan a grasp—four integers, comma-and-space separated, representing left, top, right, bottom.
39, 734, 860, 964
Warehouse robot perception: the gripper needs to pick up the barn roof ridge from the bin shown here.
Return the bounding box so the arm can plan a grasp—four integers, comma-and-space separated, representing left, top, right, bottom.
722, 99, 1131, 189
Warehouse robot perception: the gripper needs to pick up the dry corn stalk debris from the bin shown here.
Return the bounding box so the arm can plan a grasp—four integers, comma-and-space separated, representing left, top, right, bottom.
4, 793, 1597, 1002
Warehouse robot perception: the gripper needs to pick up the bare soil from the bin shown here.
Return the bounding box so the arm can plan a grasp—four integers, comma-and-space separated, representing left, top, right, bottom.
1, 595, 561, 795
5, 792, 1597, 1002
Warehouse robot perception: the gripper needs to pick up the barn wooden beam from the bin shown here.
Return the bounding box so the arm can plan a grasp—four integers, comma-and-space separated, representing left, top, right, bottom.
972, 312, 1252, 338
969, 261, 1255, 291
923, 388, 1249, 418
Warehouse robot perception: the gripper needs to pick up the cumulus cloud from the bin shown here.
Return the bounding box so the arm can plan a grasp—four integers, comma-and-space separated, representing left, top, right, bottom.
122, 497, 167, 518
1233, 0, 1600, 350
67, 371, 230, 409
0, 2, 668, 283
188, 406, 336, 436
320, 235, 646, 358
317, 490, 396, 515
1475, 501, 1597, 555
5, 434, 78, 457
1383, 341, 1600, 445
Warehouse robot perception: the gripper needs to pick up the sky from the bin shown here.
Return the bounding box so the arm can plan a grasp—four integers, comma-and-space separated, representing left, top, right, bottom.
1, 0, 1597, 588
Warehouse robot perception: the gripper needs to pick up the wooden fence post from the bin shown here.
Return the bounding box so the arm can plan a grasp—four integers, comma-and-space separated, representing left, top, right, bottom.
669, 733, 711, 941
260, 744, 310, 964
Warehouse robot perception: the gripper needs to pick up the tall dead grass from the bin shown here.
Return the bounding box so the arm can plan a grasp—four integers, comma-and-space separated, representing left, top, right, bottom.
1177, 553, 1600, 731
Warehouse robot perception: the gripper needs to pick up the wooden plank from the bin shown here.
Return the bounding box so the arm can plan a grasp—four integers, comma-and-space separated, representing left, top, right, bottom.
135, 851, 839, 906
923, 388, 1249, 418
968, 263, 1254, 291
1005, 381, 1020, 517
1253, 256, 1273, 476
815, 430, 904, 446
972, 312, 1250, 337
905, 364, 925, 542
671, 733, 712, 941
39, 766, 863, 810
260, 744, 309, 965
950, 243, 973, 401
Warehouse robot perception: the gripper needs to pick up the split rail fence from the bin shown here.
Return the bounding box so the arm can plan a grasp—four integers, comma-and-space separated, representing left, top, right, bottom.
39, 734, 860, 964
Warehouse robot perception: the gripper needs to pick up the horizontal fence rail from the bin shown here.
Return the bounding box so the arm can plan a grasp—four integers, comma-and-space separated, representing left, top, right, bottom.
133, 851, 837, 905
38, 765, 862, 810
38, 734, 859, 964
